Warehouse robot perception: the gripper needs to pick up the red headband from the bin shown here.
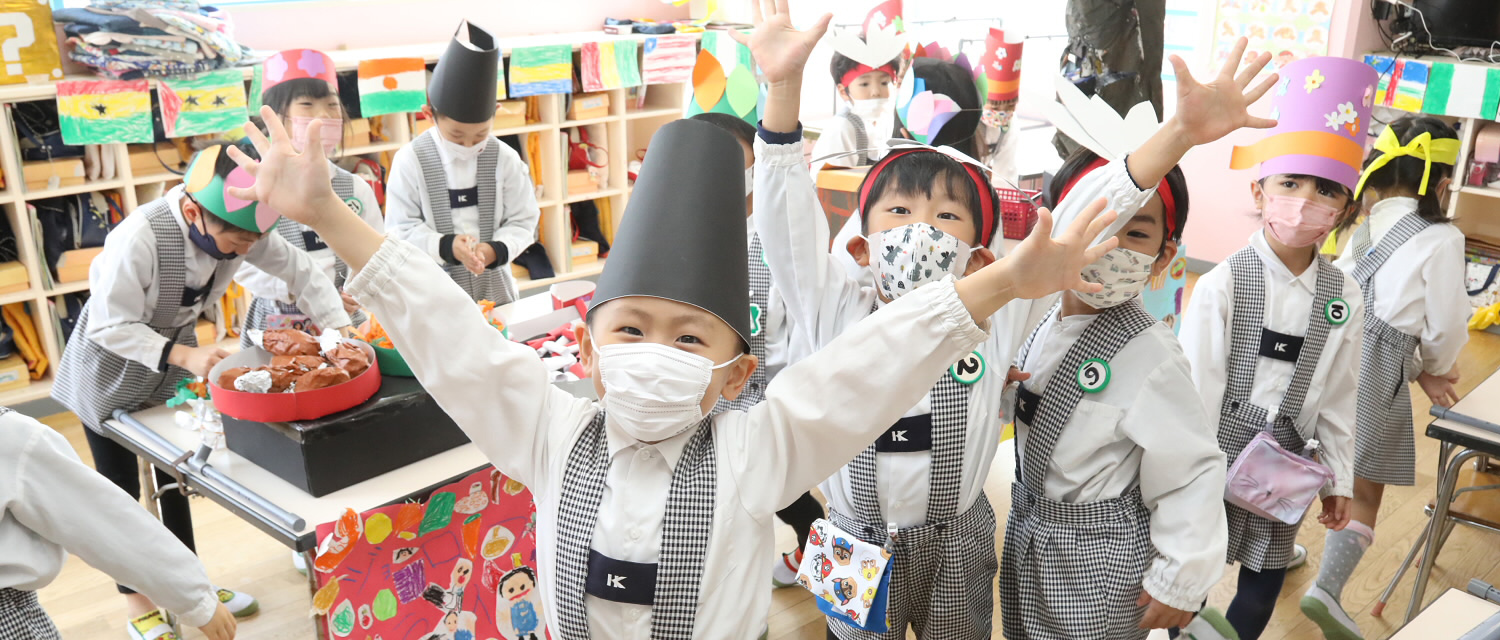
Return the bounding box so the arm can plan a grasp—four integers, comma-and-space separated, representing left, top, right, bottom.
839, 63, 899, 90
1056, 158, 1178, 241
857, 148, 997, 247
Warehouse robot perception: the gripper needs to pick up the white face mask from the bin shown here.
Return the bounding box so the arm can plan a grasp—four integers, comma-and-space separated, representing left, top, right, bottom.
596, 342, 743, 442
865, 222, 973, 301
435, 130, 487, 160
1072, 247, 1156, 309
744, 166, 754, 197
849, 96, 893, 122
290, 116, 342, 156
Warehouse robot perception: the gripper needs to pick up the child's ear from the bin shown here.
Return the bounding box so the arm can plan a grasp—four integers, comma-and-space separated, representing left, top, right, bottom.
1249, 180, 1266, 211
421, 104, 436, 122
574, 323, 593, 369
963, 246, 996, 276
847, 234, 871, 267
1152, 240, 1178, 277
836, 84, 850, 101
716, 353, 759, 402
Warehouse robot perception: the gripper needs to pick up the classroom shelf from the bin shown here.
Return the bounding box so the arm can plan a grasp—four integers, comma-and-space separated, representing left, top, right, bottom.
47, 280, 89, 295
495, 122, 553, 137
0, 377, 54, 406
24, 179, 128, 200
624, 107, 682, 120
516, 259, 605, 292
0, 288, 39, 306
131, 172, 183, 185
563, 188, 624, 204
344, 140, 405, 156
561, 116, 615, 128
1460, 185, 1500, 200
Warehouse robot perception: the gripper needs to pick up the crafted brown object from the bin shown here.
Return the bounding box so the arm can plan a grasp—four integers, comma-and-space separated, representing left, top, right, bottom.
262, 329, 321, 356
295, 367, 350, 391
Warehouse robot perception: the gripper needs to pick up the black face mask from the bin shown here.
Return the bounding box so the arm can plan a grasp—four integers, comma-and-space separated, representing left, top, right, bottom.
186, 203, 238, 261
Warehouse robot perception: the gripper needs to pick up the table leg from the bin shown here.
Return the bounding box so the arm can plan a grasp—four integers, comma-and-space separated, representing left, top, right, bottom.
304, 549, 328, 639
1406, 447, 1483, 622
139, 459, 160, 519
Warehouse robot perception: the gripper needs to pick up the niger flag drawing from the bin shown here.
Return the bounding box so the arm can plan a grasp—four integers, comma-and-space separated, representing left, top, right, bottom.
159, 69, 248, 138
57, 79, 152, 145
358, 57, 427, 117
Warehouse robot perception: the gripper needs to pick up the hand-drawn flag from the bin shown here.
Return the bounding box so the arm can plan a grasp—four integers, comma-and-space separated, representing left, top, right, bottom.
581, 41, 642, 92
57, 79, 152, 145
358, 57, 427, 117
159, 69, 248, 138
642, 34, 696, 85
509, 44, 573, 97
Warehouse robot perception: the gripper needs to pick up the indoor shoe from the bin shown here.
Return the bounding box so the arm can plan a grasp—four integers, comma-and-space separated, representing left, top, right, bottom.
1287, 543, 1309, 570
216, 587, 259, 618
1300, 584, 1363, 640
126, 610, 178, 640
292, 550, 307, 575
1181, 607, 1239, 640
771, 549, 802, 588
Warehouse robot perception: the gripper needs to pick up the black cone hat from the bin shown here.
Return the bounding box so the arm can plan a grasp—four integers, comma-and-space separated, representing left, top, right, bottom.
429, 21, 498, 124
590, 119, 751, 343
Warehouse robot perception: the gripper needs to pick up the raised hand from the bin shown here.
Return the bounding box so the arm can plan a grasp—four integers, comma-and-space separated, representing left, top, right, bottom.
1170, 37, 1280, 146
727, 0, 832, 87
224, 105, 344, 228
1004, 197, 1120, 300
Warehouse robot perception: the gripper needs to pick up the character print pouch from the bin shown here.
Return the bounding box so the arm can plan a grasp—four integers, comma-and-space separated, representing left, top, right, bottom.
795, 518, 892, 633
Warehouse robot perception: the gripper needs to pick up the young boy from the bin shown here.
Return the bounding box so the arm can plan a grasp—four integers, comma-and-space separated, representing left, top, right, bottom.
52, 143, 350, 638
386, 21, 540, 305
808, 51, 900, 172
223, 77, 1116, 640
0, 407, 236, 640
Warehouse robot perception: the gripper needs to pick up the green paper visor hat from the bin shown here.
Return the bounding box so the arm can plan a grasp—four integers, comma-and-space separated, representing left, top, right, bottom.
183, 145, 281, 234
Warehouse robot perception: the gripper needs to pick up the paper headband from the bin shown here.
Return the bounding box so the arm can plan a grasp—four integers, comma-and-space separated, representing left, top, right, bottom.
829, 23, 906, 72
1057, 157, 1179, 240
183, 145, 281, 233
839, 62, 899, 89
1353, 127, 1460, 200
856, 143, 997, 247
261, 49, 338, 98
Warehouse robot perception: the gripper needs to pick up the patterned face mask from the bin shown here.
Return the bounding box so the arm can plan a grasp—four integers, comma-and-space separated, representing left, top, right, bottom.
866, 222, 973, 301
1072, 247, 1157, 309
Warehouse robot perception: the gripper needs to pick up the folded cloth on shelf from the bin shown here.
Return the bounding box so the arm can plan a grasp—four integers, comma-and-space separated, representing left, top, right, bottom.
55, 1, 253, 79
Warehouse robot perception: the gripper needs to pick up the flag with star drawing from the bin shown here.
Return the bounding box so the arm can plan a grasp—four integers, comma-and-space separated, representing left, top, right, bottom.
159, 69, 248, 138
57, 79, 153, 145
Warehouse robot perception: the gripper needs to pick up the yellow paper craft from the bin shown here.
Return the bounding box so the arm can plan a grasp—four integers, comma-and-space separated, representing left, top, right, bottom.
692, 49, 726, 112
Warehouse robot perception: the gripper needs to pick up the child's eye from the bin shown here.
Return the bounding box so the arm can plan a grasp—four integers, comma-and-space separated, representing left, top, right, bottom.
888, 206, 910, 215
937, 212, 961, 221
1318, 188, 1335, 198
619, 326, 643, 336
677, 335, 702, 345
1127, 230, 1151, 239
1279, 180, 1297, 189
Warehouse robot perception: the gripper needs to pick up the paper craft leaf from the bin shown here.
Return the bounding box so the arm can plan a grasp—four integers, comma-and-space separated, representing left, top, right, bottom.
828, 24, 906, 70
895, 65, 919, 119
372, 589, 398, 621
692, 49, 726, 112
725, 65, 759, 117
419, 491, 455, 536
311, 575, 344, 616
365, 513, 392, 544
1048, 73, 1160, 161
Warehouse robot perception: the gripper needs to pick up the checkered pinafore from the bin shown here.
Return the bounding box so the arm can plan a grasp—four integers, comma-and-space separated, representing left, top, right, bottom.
411, 129, 518, 305
839, 110, 874, 166
0, 588, 60, 640
1350, 214, 1432, 486
239, 166, 364, 347
552, 412, 716, 640
1000, 299, 1159, 640
714, 232, 771, 413
1219, 248, 1344, 571
53, 201, 237, 432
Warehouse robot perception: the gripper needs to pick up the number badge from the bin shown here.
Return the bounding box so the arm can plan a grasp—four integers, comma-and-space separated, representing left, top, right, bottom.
344, 197, 363, 216
1076, 358, 1110, 393
749, 302, 763, 337
1325, 298, 1349, 326
950, 351, 985, 385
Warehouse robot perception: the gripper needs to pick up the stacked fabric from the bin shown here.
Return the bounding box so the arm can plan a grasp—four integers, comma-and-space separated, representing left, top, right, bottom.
54, 1, 254, 80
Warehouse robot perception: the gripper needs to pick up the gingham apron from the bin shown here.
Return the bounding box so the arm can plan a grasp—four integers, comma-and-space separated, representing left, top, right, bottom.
1349, 213, 1432, 486
411, 129, 518, 305
1219, 247, 1343, 571
714, 232, 771, 413
828, 303, 993, 640
553, 412, 716, 640
239, 165, 364, 348
53, 201, 234, 432
0, 588, 60, 640
999, 299, 1159, 640
840, 110, 873, 167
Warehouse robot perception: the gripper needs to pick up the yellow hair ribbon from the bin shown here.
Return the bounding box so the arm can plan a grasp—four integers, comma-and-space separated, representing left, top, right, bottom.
1353, 127, 1461, 200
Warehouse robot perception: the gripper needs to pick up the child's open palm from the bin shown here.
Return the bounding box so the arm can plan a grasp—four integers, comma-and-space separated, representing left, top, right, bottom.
727, 0, 832, 86
1005, 198, 1120, 300
1170, 37, 1280, 146
226, 105, 342, 229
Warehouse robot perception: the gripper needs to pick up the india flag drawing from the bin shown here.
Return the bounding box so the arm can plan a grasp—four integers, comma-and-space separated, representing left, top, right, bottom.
159, 69, 248, 138
581, 41, 642, 92
57, 79, 153, 145
358, 57, 427, 117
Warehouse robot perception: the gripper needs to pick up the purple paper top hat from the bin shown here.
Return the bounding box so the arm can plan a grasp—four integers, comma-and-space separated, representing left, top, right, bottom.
1230, 56, 1378, 190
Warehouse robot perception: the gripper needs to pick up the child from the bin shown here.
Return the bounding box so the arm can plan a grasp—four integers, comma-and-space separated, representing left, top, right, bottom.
0, 407, 236, 640
1181, 55, 1371, 640
386, 22, 540, 305
237, 49, 385, 346
808, 51, 901, 170
1303, 114, 1470, 638
1001, 41, 1282, 640
222, 70, 1116, 640
51, 143, 351, 638
689, 112, 825, 589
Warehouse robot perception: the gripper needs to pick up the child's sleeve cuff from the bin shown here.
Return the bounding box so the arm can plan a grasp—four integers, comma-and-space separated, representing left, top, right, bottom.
757, 122, 803, 146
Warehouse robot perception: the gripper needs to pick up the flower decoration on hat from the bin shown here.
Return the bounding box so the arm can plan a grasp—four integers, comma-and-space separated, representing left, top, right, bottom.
1305, 69, 1325, 93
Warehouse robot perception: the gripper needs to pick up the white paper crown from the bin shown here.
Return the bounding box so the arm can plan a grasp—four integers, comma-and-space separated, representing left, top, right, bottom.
828, 23, 906, 70
1046, 74, 1160, 161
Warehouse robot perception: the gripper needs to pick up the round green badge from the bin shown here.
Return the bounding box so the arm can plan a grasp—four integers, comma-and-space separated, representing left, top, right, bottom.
950, 351, 986, 385
1325, 298, 1350, 325
1077, 358, 1110, 393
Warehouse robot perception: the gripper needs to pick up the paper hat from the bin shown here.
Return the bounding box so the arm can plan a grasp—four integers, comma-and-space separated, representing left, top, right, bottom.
588, 119, 751, 343
261, 49, 337, 98
687, 32, 761, 125
895, 59, 964, 146
980, 29, 1024, 102
429, 21, 500, 124
1230, 56, 1378, 190
862, 0, 903, 35
182, 145, 281, 234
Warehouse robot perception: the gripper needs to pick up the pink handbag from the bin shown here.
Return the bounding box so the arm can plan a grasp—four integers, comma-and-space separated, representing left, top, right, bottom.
1224, 428, 1335, 525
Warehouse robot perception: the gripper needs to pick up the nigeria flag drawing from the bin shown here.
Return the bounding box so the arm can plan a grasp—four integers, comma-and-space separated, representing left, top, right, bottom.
358, 58, 427, 117
57, 79, 153, 145
159, 69, 248, 137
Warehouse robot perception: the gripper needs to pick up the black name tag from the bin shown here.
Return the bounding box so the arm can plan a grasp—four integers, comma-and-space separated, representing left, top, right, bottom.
1258, 329, 1304, 363
449, 187, 479, 209
181, 282, 213, 307
302, 229, 328, 252
585, 550, 656, 606
874, 413, 933, 453
1015, 382, 1040, 427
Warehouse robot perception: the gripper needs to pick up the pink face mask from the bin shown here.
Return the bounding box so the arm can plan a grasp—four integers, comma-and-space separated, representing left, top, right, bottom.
1263, 195, 1340, 248
289, 116, 342, 155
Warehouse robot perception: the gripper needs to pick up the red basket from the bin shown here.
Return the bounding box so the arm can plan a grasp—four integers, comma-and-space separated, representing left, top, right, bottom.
998, 187, 1041, 240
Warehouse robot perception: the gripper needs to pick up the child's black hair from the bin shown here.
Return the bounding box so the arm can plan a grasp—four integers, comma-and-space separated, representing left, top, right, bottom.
254, 77, 348, 150
908, 58, 983, 160
1045, 147, 1190, 249
830, 51, 901, 88
858, 150, 1000, 248
689, 113, 755, 149
1357, 115, 1457, 225
499, 566, 537, 590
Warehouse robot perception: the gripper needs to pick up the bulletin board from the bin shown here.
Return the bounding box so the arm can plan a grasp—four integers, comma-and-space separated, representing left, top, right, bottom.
1211, 0, 1335, 73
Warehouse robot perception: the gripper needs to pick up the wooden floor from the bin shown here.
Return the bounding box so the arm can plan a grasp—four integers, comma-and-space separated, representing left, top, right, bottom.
34, 277, 1500, 639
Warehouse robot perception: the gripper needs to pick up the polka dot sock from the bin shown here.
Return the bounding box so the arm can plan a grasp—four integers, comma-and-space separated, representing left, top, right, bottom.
1314, 520, 1375, 601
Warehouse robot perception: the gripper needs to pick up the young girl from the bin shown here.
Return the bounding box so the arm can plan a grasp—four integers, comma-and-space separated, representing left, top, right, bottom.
808, 51, 901, 171
1180, 55, 1371, 640
0, 407, 236, 640
688, 112, 825, 590
237, 48, 384, 346
1302, 114, 1470, 639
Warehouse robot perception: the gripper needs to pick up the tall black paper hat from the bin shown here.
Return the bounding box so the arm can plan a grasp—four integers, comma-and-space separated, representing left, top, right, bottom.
590, 119, 751, 343
428, 21, 498, 124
